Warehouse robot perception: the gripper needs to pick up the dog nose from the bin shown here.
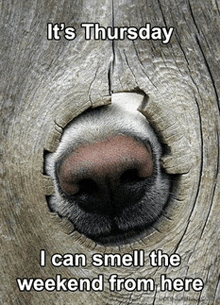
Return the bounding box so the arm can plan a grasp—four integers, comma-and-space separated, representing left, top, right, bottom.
57, 135, 153, 213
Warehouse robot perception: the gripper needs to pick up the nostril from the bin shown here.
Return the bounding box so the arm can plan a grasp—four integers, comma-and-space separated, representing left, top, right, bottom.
120, 168, 144, 184
78, 178, 99, 195
58, 176, 99, 196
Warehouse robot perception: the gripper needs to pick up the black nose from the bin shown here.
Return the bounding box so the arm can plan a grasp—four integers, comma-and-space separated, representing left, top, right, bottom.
57, 135, 154, 214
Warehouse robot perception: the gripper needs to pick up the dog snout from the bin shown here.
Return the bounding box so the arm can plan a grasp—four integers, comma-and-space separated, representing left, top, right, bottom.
57, 134, 154, 214
47, 97, 171, 244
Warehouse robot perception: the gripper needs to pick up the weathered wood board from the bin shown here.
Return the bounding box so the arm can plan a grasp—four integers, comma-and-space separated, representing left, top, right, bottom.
1, 0, 220, 304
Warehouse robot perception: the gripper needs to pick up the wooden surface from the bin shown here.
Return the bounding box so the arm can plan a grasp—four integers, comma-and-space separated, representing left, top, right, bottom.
1, 0, 220, 304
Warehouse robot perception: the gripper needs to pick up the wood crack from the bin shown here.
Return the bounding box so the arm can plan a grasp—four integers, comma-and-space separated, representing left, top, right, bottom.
188, 0, 200, 34
215, 0, 220, 15
132, 41, 157, 89
109, 0, 115, 94
214, 276, 220, 304
195, 34, 220, 111
157, 0, 168, 28
123, 50, 138, 87
88, 66, 99, 102
173, 96, 204, 252
200, 130, 220, 239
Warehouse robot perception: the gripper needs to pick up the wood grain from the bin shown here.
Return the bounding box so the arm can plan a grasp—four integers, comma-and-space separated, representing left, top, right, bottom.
1, 0, 219, 304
